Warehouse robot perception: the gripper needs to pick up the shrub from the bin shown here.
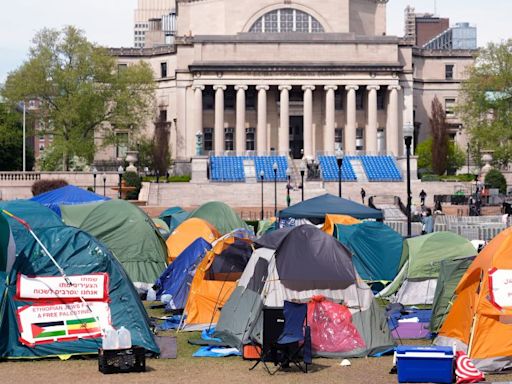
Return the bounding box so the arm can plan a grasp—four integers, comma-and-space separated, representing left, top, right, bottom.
123, 171, 142, 200
31, 179, 68, 196
485, 169, 507, 194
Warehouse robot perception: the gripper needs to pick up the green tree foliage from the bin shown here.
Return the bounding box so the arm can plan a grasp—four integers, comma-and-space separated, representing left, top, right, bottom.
430, 97, 449, 175
1, 26, 155, 170
0, 103, 35, 171
417, 137, 465, 175
123, 171, 142, 200
484, 169, 507, 194
459, 40, 512, 167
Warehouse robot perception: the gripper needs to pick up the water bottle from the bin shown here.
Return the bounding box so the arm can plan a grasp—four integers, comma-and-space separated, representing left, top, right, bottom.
117, 326, 132, 349
102, 326, 119, 350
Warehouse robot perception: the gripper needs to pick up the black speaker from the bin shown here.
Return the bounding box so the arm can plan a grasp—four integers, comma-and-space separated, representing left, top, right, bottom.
262, 307, 285, 363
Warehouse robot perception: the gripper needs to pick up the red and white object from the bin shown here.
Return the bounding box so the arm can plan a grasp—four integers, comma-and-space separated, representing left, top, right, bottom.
455, 351, 484, 384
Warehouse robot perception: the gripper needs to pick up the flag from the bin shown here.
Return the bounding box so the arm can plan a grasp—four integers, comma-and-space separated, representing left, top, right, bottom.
31, 321, 66, 339
66, 317, 101, 335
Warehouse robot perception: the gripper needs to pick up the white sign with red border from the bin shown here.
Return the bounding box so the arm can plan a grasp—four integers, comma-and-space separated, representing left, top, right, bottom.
16, 273, 109, 302
488, 268, 512, 310
17, 301, 111, 346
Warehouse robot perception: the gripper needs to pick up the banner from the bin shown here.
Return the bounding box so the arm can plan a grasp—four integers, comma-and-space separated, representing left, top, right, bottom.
17, 301, 111, 346
488, 268, 512, 309
16, 273, 109, 302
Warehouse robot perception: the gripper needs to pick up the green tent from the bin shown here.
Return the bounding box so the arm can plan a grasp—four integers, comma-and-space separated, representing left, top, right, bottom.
378, 232, 477, 305
0, 225, 159, 359
429, 257, 474, 333
188, 202, 250, 235
61, 200, 167, 290
0, 213, 15, 273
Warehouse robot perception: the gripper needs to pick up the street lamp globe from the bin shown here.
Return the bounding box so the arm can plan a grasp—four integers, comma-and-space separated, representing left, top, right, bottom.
272, 162, 278, 173
117, 165, 124, 175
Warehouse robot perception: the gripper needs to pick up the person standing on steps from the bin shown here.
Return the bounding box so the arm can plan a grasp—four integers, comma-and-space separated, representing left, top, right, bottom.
360, 188, 366, 204
419, 189, 427, 206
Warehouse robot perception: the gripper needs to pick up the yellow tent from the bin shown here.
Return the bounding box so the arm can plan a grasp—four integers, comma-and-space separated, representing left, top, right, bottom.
166, 218, 220, 263
322, 214, 361, 235
181, 230, 253, 330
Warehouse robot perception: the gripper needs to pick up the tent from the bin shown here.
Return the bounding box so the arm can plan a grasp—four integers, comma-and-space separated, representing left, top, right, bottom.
0, 200, 64, 251
188, 202, 251, 235
322, 214, 361, 235
214, 225, 394, 357
279, 194, 383, 223
152, 218, 171, 239
0, 213, 15, 273
181, 230, 254, 330
0, 225, 159, 359
155, 237, 212, 310
429, 257, 474, 334
435, 227, 512, 372
334, 221, 403, 282
166, 218, 220, 264
31, 185, 110, 216
378, 232, 477, 305
61, 200, 168, 291
159, 207, 189, 232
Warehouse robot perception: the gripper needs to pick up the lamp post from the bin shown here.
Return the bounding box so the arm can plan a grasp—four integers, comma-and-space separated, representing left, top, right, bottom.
22, 101, 26, 172
117, 166, 124, 199
273, 162, 278, 217
92, 166, 97, 193
286, 168, 291, 207
102, 173, 106, 197
466, 143, 471, 175
336, 150, 344, 198
300, 162, 306, 201
403, 123, 414, 238
260, 170, 265, 220
156, 169, 160, 184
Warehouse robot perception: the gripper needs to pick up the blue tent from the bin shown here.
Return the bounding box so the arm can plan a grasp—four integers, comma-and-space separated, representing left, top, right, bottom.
31, 185, 110, 216
335, 221, 403, 282
279, 194, 383, 222
159, 207, 189, 233
155, 237, 211, 309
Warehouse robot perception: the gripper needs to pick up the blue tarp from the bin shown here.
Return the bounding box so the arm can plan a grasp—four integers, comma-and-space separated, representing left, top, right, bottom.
335, 222, 403, 282
155, 237, 211, 309
31, 185, 110, 216
279, 194, 383, 221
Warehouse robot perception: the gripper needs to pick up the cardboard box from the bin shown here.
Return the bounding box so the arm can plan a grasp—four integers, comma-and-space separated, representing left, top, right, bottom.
396, 346, 454, 383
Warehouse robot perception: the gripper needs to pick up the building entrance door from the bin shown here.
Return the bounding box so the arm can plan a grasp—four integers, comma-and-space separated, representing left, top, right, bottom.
289, 116, 304, 159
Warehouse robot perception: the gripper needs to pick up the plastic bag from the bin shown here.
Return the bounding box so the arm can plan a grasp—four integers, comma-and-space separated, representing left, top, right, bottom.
307, 295, 365, 353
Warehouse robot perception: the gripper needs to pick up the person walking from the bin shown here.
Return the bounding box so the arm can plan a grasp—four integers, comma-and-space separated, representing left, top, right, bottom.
421, 208, 434, 234
360, 188, 366, 204
419, 189, 427, 206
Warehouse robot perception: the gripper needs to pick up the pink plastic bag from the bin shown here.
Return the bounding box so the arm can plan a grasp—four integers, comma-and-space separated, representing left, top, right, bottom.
307, 295, 366, 353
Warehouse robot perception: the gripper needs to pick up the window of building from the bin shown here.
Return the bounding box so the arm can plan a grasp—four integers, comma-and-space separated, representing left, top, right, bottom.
445, 98, 456, 117
335, 91, 344, 110
445, 64, 454, 80
116, 132, 129, 159
246, 128, 256, 151
246, 88, 256, 110
249, 8, 325, 33
335, 128, 343, 151
204, 128, 213, 152
377, 89, 385, 110
377, 128, 385, 154
159, 109, 167, 122
160, 62, 167, 78
225, 128, 234, 150
356, 128, 364, 151
203, 88, 214, 110
356, 89, 364, 110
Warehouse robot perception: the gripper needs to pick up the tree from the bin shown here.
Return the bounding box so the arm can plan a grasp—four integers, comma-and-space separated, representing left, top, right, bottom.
1, 26, 155, 170
484, 169, 507, 194
430, 97, 449, 175
0, 103, 35, 171
459, 40, 512, 167
417, 137, 465, 175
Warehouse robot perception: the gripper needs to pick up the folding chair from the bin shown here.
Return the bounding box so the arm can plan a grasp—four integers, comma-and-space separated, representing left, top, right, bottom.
250, 301, 312, 375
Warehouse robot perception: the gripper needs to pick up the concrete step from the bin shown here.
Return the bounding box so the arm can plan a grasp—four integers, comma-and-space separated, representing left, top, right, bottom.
350, 159, 368, 182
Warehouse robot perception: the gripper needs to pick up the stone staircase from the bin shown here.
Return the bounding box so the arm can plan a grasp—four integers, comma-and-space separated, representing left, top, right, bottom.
349, 158, 368, 182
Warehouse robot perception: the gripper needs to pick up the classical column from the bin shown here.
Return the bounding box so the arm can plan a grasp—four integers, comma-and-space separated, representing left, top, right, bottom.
213, 85, 226, 155
192, 84, 204, 139
386, 85, 401, 156
278, 85, 292, 156
345, 85, 359, 155
235, 85, 247, 155
366, 85, 380, 155
302, 85, 315, 159
256, 85, 269, 155
324, 85, 338, 155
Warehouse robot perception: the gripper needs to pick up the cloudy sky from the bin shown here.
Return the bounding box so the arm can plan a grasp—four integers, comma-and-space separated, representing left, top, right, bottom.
0, 0, 510, 82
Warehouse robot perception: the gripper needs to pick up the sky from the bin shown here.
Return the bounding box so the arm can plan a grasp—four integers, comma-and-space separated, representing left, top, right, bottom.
0, 0, 511, 83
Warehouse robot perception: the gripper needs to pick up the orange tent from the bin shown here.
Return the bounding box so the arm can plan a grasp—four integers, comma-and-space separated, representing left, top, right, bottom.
322, 214, 361, 235
166, 218, 220, 263
181, 230, 253, 330
437, 227, 512, 372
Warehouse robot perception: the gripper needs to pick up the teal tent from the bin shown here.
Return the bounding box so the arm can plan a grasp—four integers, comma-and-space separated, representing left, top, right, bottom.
0, 225, 159, 359
159, 207, 189, 232
335, 221, 403, 282
0, 213, 16, 273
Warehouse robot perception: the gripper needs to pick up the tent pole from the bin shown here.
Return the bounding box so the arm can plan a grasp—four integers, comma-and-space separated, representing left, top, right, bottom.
467, 270, 484, 357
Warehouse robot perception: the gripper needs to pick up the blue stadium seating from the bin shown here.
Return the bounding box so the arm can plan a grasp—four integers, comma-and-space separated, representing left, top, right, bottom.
357, 156, 402, 181
318, 156, 357, 181
251, 156, 288, 181
209, 156, 289, 182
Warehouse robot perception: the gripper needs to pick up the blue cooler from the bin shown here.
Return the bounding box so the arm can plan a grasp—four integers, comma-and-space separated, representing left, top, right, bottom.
396, 346, 454, 383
